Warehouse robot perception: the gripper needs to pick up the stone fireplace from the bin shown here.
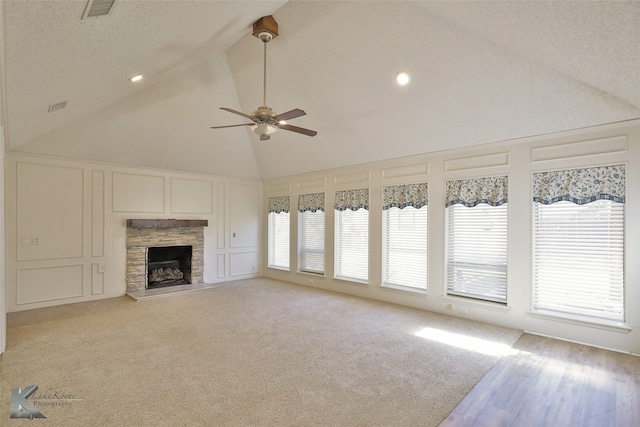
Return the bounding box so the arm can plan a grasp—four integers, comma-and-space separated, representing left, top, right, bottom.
126, 219, 207, 293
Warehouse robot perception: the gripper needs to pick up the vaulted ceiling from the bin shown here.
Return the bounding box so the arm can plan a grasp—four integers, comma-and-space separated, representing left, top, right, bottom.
3, 1, 639, 180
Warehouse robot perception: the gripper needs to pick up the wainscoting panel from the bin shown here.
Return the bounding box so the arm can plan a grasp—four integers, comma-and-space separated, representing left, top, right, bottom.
229, 183, 260, 249
170, 178, 213, 214
91, 263, 105, 295
112, 172, 165, 213
531, 135, 628, 163
297, 177, 326, 191
16, 265, 84, 305
229, 252, 258, 277
267, 182, 291, 193
217, 254, 226, 278
382, 163, 429, 180
217, 182, 226, 250
445, 152, 509, 172
333, 170, 370, 187
92, 170, 106, 257
17, 162, 84, 262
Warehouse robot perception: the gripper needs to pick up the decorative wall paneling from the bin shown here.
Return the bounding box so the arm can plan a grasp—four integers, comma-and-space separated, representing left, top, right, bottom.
6, 154, 262, 312
531, 135, 627, 163
170, 178, 213, 214
112, 172, 165, 213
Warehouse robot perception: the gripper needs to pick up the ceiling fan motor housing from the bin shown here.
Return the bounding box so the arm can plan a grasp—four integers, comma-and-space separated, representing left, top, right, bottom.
252, 106, 277, 124
251, 106, 278, 137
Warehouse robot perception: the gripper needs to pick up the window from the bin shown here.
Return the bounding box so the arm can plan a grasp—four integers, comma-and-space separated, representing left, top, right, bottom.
532, 165, 625, 323
335, 188, 369, 282
268, 196, 290, 269
445, 176, 508, 303
299, 193, 325, 274
382, 183, 428, 290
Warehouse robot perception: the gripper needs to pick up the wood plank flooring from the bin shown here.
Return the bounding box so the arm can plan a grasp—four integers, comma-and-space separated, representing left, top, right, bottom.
439, 333, 640, 427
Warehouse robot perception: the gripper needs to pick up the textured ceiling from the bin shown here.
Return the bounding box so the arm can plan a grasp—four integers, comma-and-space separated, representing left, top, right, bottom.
3, 1, 639, 180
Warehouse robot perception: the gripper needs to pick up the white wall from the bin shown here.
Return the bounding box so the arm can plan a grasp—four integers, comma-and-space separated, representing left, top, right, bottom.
1, 0, 7, 354
263, 120, 640, 355
5, 152, 262, 312
1, 130, 5, 353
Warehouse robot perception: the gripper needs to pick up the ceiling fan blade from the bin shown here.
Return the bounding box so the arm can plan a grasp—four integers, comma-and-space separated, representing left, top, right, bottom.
210, 123, 253, 129
278, 123, 317, 137
220, 107, 255, 121
273, 108, 306, 122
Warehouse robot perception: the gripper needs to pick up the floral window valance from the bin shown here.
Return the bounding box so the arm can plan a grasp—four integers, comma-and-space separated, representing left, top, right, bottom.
382, 183, 428, 210
533, 164, 625, 205
299, 193, 325, 213
334, 188, 369, 211
268, 196, 290, 214
445, 176, 508, 207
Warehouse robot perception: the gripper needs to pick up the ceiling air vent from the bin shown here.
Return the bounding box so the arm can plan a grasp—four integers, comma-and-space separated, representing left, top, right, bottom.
82, 0, 116, 19
48, 101, 67, 113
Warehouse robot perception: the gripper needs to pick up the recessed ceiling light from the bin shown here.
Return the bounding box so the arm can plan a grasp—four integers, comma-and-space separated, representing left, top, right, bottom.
396, 72, 410, 86
129, 74, 144, 83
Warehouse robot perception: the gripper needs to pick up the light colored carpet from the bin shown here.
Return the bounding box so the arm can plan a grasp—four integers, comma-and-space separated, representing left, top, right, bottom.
1, 278, 522, 426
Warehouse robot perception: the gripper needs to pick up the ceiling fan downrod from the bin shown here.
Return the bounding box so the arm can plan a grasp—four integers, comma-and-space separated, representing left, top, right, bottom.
259, 31, 272, 108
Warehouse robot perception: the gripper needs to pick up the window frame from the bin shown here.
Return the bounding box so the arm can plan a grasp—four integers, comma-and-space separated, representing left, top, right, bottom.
444, 175, 509, 304
445, 202, 508, 303
298, 208, 325, 275
267, 196, 290, 271
382, 205, 428, 292
333, 188, 370, 284
532, 199, 625, 324
529, 164, 627, 326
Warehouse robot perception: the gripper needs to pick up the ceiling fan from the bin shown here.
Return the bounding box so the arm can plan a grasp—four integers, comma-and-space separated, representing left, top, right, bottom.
211, 16, 317, 141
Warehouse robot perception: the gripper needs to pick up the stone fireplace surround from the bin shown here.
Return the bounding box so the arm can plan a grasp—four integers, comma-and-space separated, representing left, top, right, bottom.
126, 219, 207, 293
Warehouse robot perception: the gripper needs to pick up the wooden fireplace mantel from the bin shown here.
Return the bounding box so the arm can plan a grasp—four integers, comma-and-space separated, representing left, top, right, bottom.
126, 219, 208, 229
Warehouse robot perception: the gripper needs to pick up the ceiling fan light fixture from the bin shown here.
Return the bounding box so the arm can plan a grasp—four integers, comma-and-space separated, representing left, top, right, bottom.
251, 123, 278, 136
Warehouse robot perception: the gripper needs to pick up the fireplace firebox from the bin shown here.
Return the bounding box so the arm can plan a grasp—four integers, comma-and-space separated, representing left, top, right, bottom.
146, 246, 192, 289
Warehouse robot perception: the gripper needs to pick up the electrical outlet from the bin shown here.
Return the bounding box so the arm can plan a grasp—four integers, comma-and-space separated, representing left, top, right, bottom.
30, 238, 40, 245
458, 307, 468, 315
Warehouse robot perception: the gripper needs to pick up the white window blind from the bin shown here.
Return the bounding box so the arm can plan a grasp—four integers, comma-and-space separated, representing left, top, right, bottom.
299, 210, 325, 273
446, 203, 508, 303
384, 206, 428, 290
335, 208, 369, 282
533, 200, 624, 322
268, 211, 290, 269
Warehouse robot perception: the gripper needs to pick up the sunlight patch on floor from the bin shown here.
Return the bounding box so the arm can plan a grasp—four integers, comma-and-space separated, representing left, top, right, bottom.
415, 327, 526, 357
